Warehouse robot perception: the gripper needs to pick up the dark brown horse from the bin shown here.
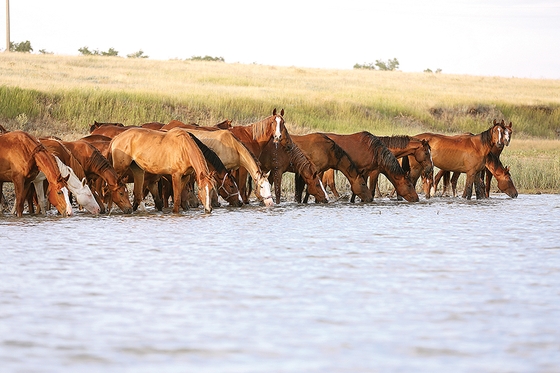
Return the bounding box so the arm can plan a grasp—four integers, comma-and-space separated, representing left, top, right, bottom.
323, 131, 419, 202
373, 136, 434, 199
413, 122, 504, 199
48, 138, 134, 213
291, 133, 372, 203
0, 131, 71, 217
258, 137, 328, 203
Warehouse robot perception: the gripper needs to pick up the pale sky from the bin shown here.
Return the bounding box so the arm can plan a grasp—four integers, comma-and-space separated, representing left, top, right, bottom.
1, 0, 559, 79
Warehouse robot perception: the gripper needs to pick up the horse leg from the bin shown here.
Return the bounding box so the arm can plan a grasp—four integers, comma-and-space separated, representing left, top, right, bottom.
294, 173, 305, 203
269, 169, 282, 204
12, 177, 28, 217
368, 171, 380, 200
171, 173, 186, 213
234, 168, 250, 204
322, 169, 339, 199
130, 163, 146, 211
147, 179, 164, 211
484, 167, 492, 198
462, 173, 475, 200
451, 172, 460, 198
474, 171, 486, 199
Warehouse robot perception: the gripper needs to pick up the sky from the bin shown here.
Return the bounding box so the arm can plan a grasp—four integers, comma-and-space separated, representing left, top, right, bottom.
1, 0, 559, 79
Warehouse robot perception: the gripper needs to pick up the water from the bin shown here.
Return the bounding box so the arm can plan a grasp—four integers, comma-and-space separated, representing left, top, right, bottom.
1, 195, 560, 373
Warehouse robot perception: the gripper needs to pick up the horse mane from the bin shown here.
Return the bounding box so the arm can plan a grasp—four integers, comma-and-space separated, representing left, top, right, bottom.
359, 132, 406, 175
378, 135, 412, 149
251, 116, 273, 141
286, 142, 317, 177
479, 126, 494, 147
486, 151, 503, 170
187, 133, 227, 173
83, 143, 113, 176
321, 134, 360, 174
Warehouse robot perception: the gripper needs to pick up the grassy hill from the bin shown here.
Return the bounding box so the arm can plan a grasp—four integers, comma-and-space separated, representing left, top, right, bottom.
1, 53, 559, 193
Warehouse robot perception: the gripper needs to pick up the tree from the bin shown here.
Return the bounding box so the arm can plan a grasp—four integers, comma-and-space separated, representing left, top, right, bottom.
127, 50, 149, 59
354, 58, 399, 71
101, 47, 119, 57
187, 55, 225, 62
78, 46, 119, 56
10, 40, 33, 53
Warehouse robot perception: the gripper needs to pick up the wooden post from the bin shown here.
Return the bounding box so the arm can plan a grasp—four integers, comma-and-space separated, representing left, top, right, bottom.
5, 0, 10, 52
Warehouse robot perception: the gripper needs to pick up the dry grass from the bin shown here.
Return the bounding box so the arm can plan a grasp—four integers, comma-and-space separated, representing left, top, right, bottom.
1, 52, 559, 194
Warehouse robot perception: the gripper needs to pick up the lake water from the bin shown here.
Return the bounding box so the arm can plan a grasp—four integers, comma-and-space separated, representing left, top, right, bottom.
1, 194, 559, 373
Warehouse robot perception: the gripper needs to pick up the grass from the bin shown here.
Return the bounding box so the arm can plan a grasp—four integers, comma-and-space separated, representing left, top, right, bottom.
1, 52, 559, 194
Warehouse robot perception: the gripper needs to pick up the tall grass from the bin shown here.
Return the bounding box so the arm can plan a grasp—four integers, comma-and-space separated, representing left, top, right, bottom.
1, 53, 559, 193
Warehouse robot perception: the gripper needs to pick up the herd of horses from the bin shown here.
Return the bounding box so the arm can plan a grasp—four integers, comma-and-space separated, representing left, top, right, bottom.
0, 109, 517, 217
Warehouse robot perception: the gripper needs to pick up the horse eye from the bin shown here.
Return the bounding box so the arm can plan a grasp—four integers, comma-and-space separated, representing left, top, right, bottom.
57, 191, 63, 195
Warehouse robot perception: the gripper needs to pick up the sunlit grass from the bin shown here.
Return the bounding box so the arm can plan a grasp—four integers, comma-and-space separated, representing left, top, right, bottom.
1, 53, 559, 193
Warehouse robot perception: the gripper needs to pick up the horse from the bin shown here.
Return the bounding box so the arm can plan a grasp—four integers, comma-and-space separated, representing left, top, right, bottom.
41, 138, 134, 214
291, 133, 372, 203
184, 133, 243, 207
30, 156, 101, 215
160, 119, 232, 132
323, 131, 419, 202
0, 131, 72, 217
109, 127, 218, 214
175, 128, 274, 207
413, 122, 504, 199
372, 136, 434, 199
434, 152, 518, 198
79, 134, 113, 159
484, 120, 513, 197
228, 108, 290, 154
258, 136, 329, 204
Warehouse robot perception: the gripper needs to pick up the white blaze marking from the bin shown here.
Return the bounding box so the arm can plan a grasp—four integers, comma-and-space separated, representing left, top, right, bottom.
275, 117, 282, 140
205, 185, 210, 210
319, 180, 329, 202
62, 187, 73, 216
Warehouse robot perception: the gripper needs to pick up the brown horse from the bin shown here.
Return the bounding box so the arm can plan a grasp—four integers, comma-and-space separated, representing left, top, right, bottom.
484, 120, 513, 197
0, 131, 71, 217
47, 138, 134, 214
290, 133, 372, 203
323, 131, 419, 202
258, 137, 328, 203
413, 122, 504, 199
176, 128, 274, 207
435, 152, 518, 198
161, 119, 232, 132
373, 136, 434, 199
109, 127, 218, 214
89, 121, 164, 134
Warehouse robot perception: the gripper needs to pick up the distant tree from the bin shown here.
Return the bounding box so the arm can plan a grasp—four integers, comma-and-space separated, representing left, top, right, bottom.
424, 68, 433, 73
127, 50, 149, 59
187, 55, 225, 62
39, 49, 53, 55
375, 58, 399, 71
79, 46, 119, 56
435, 68, 442, 74
10, 40, 33, 53
354, 58, 399, 71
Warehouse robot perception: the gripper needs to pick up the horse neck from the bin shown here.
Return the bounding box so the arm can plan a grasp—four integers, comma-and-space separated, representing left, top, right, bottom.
33, 149, 62, 185
183, 137, 212, 181
286, 144, 316, 180
232, 136, 265, 181
379, 136, 416, 158
478, 127, 496, 153
485, 153, 505, 175
86, 148, 119, 186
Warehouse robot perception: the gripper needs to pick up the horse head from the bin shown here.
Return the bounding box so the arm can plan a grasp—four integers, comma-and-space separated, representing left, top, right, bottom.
254, 171, 274, 206
491, 120, 505, 148
501, 120, 513, 146
495, 165, 518, 198
350, 172, 372, 202
271, 108, 288, 145
197, 174, 218, 214
109, 176, 133, 213
305, 171, 329, 203
47, 174, 73, 217
218, 172, 243, 207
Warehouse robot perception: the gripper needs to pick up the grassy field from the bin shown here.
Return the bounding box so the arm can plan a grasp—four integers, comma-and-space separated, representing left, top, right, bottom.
1, 53, 559, 194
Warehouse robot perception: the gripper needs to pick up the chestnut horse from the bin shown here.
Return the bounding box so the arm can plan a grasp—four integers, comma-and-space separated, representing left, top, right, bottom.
89, 121, 164, 134
434, 152, 518, 198
413, 122, 504, 199
258, 137, 328, 204
160, 119, 232, 131
0, 131, 71, 217
292, 133, 372, 203
484, 120, 513, 197
373, 136, 434, 199
323, 131, 419, 202
109, 128, 217, 214
178, 128, 274, 207
40, 138, 133, 214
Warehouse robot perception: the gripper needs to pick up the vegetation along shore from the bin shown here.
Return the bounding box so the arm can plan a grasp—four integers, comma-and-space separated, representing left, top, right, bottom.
1, 53, 559, 195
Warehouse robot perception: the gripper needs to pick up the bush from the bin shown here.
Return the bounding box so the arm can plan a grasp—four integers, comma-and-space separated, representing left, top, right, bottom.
78, 46, 119, 57
127, 50, 149, 59
187, 55, 225, 62
354, 58, 399, 71
10, 40, 33, 53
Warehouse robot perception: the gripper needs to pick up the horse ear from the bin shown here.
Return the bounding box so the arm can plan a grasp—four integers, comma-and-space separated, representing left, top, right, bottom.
82, 178, 87, 187
272, 108, 277, 116
264, 171, 271, 179
493, 119, 497, 125
280, 109, 284, 116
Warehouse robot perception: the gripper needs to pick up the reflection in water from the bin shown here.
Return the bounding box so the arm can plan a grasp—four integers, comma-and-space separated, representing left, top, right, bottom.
1, 195, 559, 372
